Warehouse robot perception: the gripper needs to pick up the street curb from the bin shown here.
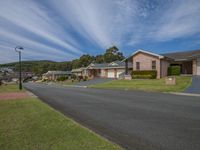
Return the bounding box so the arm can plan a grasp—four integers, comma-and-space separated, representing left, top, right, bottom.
63, 85, 87, 88
26, 91, 38, 98
169, 92, 200, 97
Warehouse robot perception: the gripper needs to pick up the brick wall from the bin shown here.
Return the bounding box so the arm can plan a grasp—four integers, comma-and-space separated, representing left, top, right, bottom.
193, 59, 197, 75
132, 52, 161, 79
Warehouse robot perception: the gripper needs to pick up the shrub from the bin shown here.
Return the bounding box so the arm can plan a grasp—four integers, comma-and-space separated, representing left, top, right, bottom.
57, 76, 68, 81
83, 76, 88, 81
131, 70, 157, 79
168, 66, 181, 76
78, 75, 83, 82
71, 74, 77, 80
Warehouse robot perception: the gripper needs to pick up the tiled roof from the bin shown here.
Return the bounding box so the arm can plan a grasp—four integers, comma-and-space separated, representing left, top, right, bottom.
71, 67, 86, 73
162, 49, 200, 60
44, 71, 71, 75
87, 60, 132, 69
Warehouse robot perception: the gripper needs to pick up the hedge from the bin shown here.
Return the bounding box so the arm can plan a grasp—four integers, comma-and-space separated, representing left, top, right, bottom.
168, 66, 181, 76
57, 76, 68, 81
131, 70, 157, 79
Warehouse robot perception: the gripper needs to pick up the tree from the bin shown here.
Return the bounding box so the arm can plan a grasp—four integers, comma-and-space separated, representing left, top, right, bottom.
103, 46, 124, 63
78, 54, 94, 67
94, 55, 104, 63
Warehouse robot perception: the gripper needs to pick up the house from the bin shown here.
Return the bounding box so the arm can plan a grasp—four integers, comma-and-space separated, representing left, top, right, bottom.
42, 71, 71, 81
71, 67, 87, 76
72, 61, 132, 78
86, 61, 132, 78
71, 49, 200, 79
125, 49, 200, 79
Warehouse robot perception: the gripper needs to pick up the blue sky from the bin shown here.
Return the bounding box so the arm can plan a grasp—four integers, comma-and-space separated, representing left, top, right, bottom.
0, 0, 200, 63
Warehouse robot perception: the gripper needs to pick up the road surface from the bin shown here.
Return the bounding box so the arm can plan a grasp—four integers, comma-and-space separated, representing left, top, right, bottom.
24, 83, 200, 150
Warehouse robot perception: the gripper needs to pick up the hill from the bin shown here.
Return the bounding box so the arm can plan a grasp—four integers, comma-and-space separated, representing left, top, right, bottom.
0, 60, 72, 75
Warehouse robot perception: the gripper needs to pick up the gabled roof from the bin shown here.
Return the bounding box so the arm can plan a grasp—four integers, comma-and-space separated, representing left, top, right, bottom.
87, 63, 108, 69
126, 49, 164, 60
44, 71, 71, 75
71, 67, 86, 73
162, 49, 200, 61
86, 60, 132, 69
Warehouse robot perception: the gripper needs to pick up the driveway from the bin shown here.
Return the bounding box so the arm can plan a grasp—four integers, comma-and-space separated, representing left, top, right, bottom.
184, 76, 200, 94
24, 83, 200, 150
74, 78, 114, 86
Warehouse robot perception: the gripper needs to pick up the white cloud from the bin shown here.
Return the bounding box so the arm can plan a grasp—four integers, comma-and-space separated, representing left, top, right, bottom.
154, 0, 200, 41
0, 0, 199, 63
0, 0, 82, 54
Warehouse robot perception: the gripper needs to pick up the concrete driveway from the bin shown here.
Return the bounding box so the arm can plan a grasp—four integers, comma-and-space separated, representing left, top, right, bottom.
184, 76, 200, 94
24, 83, 200, 150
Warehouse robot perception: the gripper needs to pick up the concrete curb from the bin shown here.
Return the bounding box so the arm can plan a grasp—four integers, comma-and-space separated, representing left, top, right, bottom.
26, 91, 38, 98
63, 85, 87, 88
170, 92, 200, 97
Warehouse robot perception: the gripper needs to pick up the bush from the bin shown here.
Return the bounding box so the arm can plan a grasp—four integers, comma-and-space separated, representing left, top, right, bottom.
83, 76, 88, 81
78, 75, 83, 82
71, 74, 77, 80
57, 76, 68, 81
131, 70, 157, 79
168, 66, 181, 76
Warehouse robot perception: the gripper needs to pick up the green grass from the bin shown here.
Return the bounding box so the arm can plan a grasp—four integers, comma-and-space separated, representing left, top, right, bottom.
89, 76, 192, 92
0, 84, 21, 93
0, 98, 120, 150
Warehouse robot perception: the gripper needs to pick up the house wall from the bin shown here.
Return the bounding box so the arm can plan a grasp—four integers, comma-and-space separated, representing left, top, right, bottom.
132, 52, 161, 79
160, 59, 170, 77
193, 59, 197, 75
100, 69, 106, 77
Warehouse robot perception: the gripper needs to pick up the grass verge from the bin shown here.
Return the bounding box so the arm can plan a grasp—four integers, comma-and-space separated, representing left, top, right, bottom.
0, 98, 120, 150
89, 76, 192, 92
0, 84, 21, 93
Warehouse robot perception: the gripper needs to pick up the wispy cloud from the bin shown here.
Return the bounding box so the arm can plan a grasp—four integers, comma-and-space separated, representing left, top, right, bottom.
0, 0, 199, 63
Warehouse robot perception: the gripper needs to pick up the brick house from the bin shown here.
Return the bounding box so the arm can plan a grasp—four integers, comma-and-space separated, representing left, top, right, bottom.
72, 61, 132, 79
42, 71, 71, 81
125, 49, 200, 79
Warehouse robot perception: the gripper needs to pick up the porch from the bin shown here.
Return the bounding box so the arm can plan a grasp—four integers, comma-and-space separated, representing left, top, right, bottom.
170, 61, 193, 75
87, 69, 106, 78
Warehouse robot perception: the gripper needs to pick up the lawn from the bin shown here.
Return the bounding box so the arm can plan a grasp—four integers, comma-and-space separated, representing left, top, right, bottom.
0, 98, 120, 150
89, 76, 192, 92
0, 84, 21, 93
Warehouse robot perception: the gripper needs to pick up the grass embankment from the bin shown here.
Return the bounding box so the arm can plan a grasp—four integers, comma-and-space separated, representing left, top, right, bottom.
89, 76, 192, 92
0, 85, 120, 150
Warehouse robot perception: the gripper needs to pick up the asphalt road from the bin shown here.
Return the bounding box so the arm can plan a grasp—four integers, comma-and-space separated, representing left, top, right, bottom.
24, 83, 200, 150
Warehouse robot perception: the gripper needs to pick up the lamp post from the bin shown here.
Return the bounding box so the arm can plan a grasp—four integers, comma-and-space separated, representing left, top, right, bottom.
15, 46, 24, 90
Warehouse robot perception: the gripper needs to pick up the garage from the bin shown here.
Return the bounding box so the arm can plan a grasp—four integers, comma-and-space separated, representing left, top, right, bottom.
116, 69, 125, 78
107, 69, 115, 78
197, 58, 200, 75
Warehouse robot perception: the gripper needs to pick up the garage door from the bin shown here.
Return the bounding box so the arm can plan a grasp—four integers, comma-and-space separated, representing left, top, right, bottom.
116, 69, 125, 78
107, 69, 115, 78
197, 58, 200, 75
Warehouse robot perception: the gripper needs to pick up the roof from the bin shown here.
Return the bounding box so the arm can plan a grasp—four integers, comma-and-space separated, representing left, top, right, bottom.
44, 71, 71, 75
71, 67, 86, 73
124, 49, 200, 61
125, 49, 164, 61
87, 60, 132, 69
162, 49, 200, 61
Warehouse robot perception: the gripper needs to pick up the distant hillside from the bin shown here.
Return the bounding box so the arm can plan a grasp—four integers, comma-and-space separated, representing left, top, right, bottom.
0, 46, 124, 75
0, 60, 72, 75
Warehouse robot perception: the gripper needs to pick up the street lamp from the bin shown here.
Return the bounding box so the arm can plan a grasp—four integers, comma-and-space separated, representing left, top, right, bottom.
15, 46, 24, 90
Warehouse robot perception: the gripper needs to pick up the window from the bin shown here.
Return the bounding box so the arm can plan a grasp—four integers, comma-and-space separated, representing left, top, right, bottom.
152, 60, 156, 70
136, 62, 140, 70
